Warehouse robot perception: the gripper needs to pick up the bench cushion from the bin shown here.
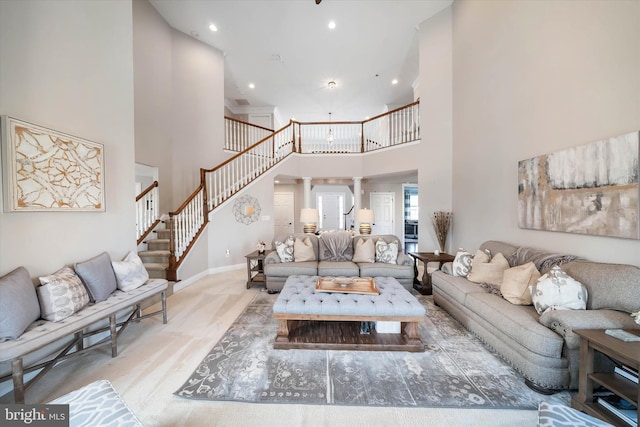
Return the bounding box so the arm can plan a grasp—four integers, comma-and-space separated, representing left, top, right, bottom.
273, 275, 425, 317
0, 279, 167, 362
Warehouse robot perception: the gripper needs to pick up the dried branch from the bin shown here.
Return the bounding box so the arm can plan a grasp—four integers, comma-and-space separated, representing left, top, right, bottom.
432, 211, 452, 251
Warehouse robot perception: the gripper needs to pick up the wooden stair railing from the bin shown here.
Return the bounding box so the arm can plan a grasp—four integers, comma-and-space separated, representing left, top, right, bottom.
162, 101, 421, 280
136, 181, 160, 245
225, 117, 274, 152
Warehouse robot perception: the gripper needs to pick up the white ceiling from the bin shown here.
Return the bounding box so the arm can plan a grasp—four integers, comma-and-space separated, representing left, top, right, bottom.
149, 0, 452, 124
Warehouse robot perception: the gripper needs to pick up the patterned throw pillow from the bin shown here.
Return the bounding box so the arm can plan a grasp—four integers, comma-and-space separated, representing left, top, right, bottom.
275, 236, 295, 263
38, 267, 90, 322
375, 239, 398, 264
352, 238, 375, 263
501, 262, 540, 305
452, 250, 473, 277
112, 251, 149, 292
530, 266, 588, 315
293, 237, 315, 262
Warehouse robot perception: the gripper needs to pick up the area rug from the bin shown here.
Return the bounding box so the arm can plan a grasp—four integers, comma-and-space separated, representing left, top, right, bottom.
175, 292, 571, 409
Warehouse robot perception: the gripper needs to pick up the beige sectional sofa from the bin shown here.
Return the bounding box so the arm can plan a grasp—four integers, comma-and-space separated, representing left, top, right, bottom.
264, 232, 414, 292
432, 240, 640, 393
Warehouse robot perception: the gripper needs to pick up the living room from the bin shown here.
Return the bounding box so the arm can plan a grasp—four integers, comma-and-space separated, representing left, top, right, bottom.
0, 0, 638, 425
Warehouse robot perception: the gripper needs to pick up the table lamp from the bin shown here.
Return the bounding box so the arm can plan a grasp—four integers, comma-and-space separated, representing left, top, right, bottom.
300, 208, 319, 234
355, 208, 375, 234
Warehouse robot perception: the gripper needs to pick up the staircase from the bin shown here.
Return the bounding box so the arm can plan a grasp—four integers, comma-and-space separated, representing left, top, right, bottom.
138, 220, 175, 294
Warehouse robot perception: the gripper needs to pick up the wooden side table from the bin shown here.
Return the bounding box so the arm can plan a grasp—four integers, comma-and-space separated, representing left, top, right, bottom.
408, 252, 455, 295
571, 329, 639, 427
245, 249, 272, 290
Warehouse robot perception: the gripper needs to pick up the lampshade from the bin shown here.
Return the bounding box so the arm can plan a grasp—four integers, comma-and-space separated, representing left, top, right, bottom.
300, 208, 319, 223
355, 208, 375, 224
355, 208, 374, 234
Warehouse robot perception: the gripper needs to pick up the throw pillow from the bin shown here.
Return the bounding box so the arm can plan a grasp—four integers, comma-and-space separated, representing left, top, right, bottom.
293, 237, 315, 262
452, 250, 473, 277
0, 266, 41, 341
275, 236, 294, 263
530, 266, 588, 315
38, 267, 90, 322
467, 252, 509, 287
74, 252, 118, 302
375, 239, 398, 264
112, 251, 149, 292
501, 262, 540, 305
352, 238, 375, 263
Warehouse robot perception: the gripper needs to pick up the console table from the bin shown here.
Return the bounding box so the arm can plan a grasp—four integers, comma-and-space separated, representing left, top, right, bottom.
245, 249, 271, 289
571, 329, 639, 427
409, 252, 455, 295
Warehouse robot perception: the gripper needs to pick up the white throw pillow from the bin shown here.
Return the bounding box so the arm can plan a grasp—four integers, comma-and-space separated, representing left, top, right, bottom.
375, 239, 398, 264
352, 238, 375, 263
275, 236, 295, 263
467, 252, 509, 287
293, 237, 315, 262
452, 250, 473, 277
112, 251, 149, 292
501, 262, 540, 305
530, 266, 588, 315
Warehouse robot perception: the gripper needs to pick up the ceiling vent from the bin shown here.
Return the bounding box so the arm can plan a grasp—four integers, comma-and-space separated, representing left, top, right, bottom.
235, 99, 250, 106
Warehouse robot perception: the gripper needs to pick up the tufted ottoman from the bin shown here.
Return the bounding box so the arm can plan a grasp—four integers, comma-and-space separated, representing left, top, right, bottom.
272, 275, 426, 352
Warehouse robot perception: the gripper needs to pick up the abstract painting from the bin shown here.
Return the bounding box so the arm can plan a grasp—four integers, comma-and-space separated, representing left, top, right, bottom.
1, 116, 105, 212
518, 131, 639, 239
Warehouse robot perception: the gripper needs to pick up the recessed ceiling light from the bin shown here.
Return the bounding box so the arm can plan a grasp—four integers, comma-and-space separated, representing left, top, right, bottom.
248, 83, 255, 89
328, 20, 336, 30
392, 79, 399, 85
328, 80, 336, 89
209, 24, 218, 32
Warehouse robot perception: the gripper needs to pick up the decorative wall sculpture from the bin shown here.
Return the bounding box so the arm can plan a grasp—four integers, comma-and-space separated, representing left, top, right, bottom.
233, 195, 261, 224
518, 131, 639, 239
1, 116, 105, 212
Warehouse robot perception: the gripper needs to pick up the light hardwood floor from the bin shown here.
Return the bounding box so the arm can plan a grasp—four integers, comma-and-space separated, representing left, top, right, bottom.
6, 269, 540, 426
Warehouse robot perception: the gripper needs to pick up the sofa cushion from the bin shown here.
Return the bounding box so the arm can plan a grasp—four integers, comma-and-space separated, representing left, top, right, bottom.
358, 262, 414, 280
0, 267, 41, 341
501, 262, 540, 305
318, 261, 359, 277
561, 261, 640, 313
264, 261, 317, 277
352, 238, 375, 263
452, 250, 473, 277
38, 267, 90, 322
375, 239, 398, 264
275, 236, 295, 263
467, 252, 509, 287
464, 291, 564, 358
294, 237, 316, 262
432, 271, 487, 306
112, 251, 149, 292
74, 252, 118, 302
530, 266, 588, 315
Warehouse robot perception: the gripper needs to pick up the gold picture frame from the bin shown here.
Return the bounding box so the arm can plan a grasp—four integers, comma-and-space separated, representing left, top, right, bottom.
1, 116, 105, 212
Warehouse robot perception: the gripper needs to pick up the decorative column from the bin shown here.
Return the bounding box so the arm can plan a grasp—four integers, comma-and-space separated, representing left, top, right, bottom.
303, 177, 312, 208
353, 177, 362, 211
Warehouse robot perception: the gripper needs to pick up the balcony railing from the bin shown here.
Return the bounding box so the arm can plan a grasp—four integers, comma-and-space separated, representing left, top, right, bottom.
165, 101, 420, 280
224, 117, 274, 152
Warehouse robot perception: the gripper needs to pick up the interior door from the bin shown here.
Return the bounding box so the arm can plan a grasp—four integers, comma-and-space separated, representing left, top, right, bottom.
317, 192, 344, 231
370, 192, 394, 235
274, 192, 294, 236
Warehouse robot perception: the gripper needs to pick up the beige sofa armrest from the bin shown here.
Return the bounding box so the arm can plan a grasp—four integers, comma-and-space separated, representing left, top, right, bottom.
264, 251, 281, 264
539, 309, 639, 350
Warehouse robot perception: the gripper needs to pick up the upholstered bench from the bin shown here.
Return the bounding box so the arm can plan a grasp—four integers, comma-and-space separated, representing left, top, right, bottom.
273, 275, 426, 351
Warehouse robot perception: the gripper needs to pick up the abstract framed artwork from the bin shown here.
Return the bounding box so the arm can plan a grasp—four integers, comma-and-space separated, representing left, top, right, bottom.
518, 131, 639, 239
1, 116, 105, 212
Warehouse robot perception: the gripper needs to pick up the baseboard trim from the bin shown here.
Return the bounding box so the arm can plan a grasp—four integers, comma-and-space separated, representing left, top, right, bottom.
174, 264, 244, 293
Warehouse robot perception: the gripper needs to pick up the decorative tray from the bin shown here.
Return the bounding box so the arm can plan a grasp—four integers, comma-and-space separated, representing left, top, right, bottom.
315, 277, 379, 295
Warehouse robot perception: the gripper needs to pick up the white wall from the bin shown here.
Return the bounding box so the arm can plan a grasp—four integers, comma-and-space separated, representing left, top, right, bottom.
0, 0, 136, 276
133, 0, 174, 214
450, 0, 640, 266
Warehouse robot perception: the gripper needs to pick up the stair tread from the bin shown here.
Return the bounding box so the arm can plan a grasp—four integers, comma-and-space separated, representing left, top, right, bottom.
138, 250, 170, 255
145, 238, 170, 243
144, 262, 169, 270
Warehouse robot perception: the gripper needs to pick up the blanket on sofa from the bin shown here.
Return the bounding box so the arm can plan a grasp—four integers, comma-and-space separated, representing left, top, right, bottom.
319, 231, 353, 261
509, 247, 579, 274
